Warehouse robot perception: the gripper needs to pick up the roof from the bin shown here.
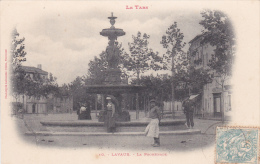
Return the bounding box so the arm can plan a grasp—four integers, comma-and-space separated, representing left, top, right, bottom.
188, 33, 205, 44
21, 66, 48, 75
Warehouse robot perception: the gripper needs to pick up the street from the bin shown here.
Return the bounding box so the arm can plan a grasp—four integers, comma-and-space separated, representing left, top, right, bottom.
21, 133, 215, 151
14, 112, 224, 151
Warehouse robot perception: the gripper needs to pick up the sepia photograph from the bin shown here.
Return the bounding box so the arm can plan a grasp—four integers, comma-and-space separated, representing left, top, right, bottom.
1, 1, 259, 164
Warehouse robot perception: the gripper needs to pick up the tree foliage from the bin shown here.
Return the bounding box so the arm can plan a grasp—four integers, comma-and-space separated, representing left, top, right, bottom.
160, 22, 187, 107
11, 28, 27, 68
11, 28, 28, 100
123, 32, 165, 82
87, 51, 107, 85
161, 22, 186, 72
131, 74, 172, 102
132, 66, 211, 104
69, 76, 94, 110
174, 66, 212, 101
199, 10, 235, 77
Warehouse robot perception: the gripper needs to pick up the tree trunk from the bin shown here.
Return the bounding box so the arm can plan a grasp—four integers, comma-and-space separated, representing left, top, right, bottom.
137, 70, 140, 84
101, 94, 105, 110
144, 96, 146, 116
171, 82, 175, 118
147, 96, 150, 117
221, 82, 225, 123
171, 50, 175, 118
22, 94, 25, 114
95, 94, 98, 117
136, 70, 140, 119
136, 93, 139, 119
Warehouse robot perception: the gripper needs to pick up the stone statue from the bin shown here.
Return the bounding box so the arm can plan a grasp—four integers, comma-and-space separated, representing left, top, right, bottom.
106, 40, 120, 69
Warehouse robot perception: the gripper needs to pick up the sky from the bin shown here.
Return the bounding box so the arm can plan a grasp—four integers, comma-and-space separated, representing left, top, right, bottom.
13, 2, 204, 85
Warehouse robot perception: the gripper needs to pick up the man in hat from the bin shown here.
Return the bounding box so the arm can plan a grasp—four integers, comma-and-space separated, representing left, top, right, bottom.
145, 99, 161, 147
183, 97, 195, 129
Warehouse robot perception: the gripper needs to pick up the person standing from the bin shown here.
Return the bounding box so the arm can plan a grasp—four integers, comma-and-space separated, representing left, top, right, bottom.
183, 98, 195, 129
85, 102, 92, 120
105, 97, 116, 132
145, 99, 161, 147
78, 103, 86, 120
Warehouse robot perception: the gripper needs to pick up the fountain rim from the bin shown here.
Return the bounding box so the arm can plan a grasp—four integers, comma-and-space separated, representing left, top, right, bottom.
100, 28, 125, 37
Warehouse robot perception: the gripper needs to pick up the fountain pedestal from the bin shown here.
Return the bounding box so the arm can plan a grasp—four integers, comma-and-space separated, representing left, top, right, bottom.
86, 13, 143, 122
104, 68, 122, 85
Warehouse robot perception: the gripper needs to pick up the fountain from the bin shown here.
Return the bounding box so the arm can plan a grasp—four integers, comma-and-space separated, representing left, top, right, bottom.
85, 13, 143, 122
37, 13, 198, 136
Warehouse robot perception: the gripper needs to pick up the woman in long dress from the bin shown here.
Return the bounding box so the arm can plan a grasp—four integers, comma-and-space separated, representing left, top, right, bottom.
105, 97, 116, 132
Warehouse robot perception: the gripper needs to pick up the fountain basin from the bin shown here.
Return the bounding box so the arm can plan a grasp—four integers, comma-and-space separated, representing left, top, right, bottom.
100, 28, 125, 37
40, 119, 187, 133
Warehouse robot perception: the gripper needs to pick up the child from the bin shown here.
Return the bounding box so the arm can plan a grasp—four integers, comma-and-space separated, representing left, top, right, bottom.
145, 99, 161, 147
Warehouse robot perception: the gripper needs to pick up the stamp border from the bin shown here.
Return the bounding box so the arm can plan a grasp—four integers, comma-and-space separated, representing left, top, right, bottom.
215, 126, 260, 164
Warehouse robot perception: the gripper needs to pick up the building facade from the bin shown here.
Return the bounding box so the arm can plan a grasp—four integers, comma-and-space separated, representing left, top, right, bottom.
189, 34, 233, 118
13, 64, 73, 114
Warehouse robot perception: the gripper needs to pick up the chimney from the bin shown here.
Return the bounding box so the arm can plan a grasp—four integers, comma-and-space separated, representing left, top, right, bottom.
37, 64, 42, 70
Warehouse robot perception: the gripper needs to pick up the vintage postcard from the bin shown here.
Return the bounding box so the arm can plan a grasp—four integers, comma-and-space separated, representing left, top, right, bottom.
1, 1, 259, 164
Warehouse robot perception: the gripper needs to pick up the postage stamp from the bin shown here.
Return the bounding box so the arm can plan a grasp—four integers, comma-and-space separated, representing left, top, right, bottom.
216, 126, 259, 164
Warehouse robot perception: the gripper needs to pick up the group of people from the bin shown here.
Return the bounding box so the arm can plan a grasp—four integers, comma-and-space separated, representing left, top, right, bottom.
77, 96, 195, 147
77, 103, 92, 120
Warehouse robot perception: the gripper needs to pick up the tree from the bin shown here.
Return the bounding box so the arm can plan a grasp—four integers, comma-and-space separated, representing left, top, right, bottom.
200, 10, 234, 76
11, 67, 27, 102
69, 76, 94, 110
132, 74, 172, 102
199, 10, 235, 122
160, 22, 186, 112
11, 28, 27, 68
123, 32, 165, 84
87, 51, 107, 85
11, 28, 27, 106
174, 66, 212, 102
10, 29, 61, 114
39, 73, 59, 98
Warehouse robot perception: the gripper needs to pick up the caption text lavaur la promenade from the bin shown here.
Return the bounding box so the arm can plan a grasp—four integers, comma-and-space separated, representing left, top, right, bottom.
98, 152, 167, 157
